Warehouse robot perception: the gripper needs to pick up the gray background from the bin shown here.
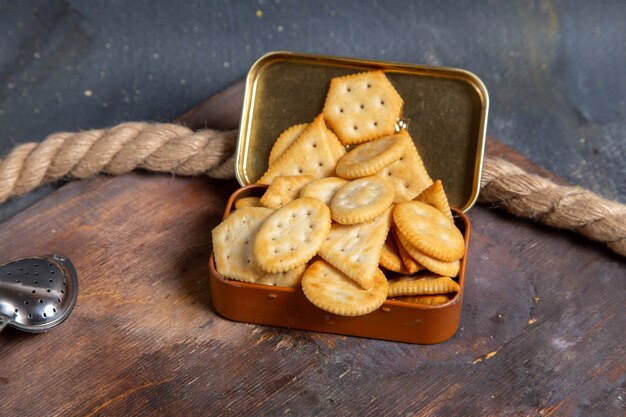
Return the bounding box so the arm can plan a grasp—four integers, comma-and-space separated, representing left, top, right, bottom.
0, 0, 624, 221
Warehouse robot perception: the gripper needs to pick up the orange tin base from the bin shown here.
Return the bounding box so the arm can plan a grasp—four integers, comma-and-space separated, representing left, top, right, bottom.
209, 185, 471, 344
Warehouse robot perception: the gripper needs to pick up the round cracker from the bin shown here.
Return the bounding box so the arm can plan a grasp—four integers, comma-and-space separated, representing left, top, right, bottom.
394, 294, 452, 306
335, 134, 407, 179
301, 260, 388, 316
388, 274, 460, 297
396, 231, 461, 277
300, 177, 349, 205
330, 177, 394, 224
393, 201, 465, 261
254, 197, 331, 273
268, 123, 308, 165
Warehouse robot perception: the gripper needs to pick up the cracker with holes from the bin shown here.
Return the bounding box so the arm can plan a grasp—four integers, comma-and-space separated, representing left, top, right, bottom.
329, 177, 394, 225
300, 177, 349, 205
392, 228, 422, 274
268, 123, 308, 166
254, 197, 331, 273
235, 196, 262, 209
256, 264, 307, 288
335, 134, 407, 179
258, 115, 345, 185
319, 207, 392, 290
394, 201, 464, 261
396, 231, 461, 277
415, 179, 453, 221
375, 131, 432, 203
301, 260, 388, 316
395, 294, 452, 306
379, 234, 409, 274
323, 71, 403, 145
212, 206, 275, 282
260, 175, 315, 209
388, 274, 460, 297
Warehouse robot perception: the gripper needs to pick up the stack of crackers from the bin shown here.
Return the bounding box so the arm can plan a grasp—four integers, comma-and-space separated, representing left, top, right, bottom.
212, 71, 465, 317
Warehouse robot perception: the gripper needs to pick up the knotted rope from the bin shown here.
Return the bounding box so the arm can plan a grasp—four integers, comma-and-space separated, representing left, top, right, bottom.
1, 122, 624, 257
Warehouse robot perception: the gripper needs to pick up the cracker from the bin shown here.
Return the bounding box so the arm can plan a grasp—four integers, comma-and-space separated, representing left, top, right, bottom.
300, 177, 349, 205
234, 196, 262, 209
256, 264, 306, 288
323, 71, 403, 145
379, 234, 409, 274
394, 201, 465, 261
260, 175, 315, 209
395, 294, 452, 306
415, 179, 453, 221
268, 123, 308, 166
301, 260, 388, 316
396, 231, 461, 277
391, 228, 422, 274
335, 134, 407, 179
254, 197, 331, 273
375, 131, 432, 202
329, 177, 394, 224
388, 274, 460, 297
212, 206, 274, 282
258, 115, 345, 185
318, 207, 392, 290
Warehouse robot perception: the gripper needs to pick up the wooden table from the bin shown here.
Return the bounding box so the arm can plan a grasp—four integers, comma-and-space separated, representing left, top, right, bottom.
1, 82, 624, 416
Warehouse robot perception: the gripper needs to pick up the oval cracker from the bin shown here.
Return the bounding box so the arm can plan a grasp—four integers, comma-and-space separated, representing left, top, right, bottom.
301, 260, 388, 316
254, 198, 331, 273
394, 201, 465, 261
330, 177, 394, 225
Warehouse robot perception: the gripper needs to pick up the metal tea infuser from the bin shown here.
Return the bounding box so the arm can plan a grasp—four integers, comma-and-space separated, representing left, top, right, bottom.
0, 254, 78, 333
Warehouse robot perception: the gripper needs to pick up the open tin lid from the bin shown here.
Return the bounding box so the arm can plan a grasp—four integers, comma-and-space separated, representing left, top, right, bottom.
236, 51, 489, 212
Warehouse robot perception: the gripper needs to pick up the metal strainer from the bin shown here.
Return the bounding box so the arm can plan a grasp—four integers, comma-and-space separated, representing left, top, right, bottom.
0, 254, 78, 333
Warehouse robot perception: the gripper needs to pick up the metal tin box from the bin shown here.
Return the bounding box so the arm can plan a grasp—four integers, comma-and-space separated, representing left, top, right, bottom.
210, 52, 488, 344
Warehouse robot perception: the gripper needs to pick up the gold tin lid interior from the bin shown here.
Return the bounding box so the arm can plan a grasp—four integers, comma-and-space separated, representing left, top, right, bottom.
237, 51, 489, 212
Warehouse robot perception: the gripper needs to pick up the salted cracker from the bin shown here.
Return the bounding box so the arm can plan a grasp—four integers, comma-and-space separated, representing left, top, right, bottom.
391, 228, 422, 274
300, 177, 349, 205
323, 71, 403, 145
396, 231, 461, 277
268, 123, 308, 166
335, 134, 406, 179
256, 264, 306, 288
254, 198, 331, 273
318, 207, 392, 290
260, 175, 314, 209
375, 131, 432, 203
258, 115, 345, 185
234, 196, 262, 209
388, 274, 460, 297
379, 234, 409, 274
415, 179, 453, 221
301, 260, 388, 316
212, 206, 274, 282
394, 201, 465, 261
394, 294, 452, 306
329, 177, 394, 225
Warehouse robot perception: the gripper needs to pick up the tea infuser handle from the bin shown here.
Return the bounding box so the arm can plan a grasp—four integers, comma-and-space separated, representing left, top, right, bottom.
0, 313, 11, 333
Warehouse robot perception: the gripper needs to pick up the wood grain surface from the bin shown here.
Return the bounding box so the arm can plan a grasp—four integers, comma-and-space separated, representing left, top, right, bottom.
0, 82, 624, 417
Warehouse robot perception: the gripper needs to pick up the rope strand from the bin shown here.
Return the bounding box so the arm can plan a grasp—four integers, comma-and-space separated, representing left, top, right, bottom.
1, 122, 624, 257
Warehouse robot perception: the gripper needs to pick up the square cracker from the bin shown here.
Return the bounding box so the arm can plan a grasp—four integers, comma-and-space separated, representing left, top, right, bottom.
375, 131, 432, 202
323, 70, 403, 145
258, 115, 346, 185
212, 206, 274, 282
260, 175, 314, 209
318, 206, 392, 290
